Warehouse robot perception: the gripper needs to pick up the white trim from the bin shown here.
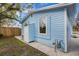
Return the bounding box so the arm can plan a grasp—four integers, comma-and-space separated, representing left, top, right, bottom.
38, 16, 48, 35
64, 8, 68, 52
24, 26, 30, 43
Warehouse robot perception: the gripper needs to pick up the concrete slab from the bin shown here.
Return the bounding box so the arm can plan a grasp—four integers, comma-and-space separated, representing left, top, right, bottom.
27, 41, 79, 56
15, 36, 79, 56
15, 36, 22, 40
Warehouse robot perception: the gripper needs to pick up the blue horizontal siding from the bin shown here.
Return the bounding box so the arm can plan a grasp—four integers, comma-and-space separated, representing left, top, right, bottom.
28, 8, 65, 48
36, 38, 53, 47
50, 9, 65, 48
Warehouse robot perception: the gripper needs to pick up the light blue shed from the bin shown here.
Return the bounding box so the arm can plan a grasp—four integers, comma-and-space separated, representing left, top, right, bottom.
22, 3, 76, 52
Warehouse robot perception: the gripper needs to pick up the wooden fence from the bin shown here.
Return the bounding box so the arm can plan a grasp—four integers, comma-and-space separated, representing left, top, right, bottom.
0, 27, 21, 37
73, 25, 79, 32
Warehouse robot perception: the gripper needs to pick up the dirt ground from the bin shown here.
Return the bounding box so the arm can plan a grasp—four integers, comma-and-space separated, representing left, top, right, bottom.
0, 37, 47, 56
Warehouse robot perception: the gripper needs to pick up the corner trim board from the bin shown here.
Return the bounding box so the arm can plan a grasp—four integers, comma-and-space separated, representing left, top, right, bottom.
64, 8, 68, 52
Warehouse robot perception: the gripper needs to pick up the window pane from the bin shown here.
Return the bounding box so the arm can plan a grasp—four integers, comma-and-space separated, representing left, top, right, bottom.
39, 16, 47, 34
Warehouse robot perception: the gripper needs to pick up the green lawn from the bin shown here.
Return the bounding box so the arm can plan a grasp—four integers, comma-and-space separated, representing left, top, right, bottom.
0, 37, 47, 56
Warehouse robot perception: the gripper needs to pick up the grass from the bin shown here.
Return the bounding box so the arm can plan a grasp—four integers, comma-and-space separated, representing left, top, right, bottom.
0, 37, 47, 56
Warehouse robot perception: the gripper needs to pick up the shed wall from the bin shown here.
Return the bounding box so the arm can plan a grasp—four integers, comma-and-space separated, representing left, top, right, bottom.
27, 9, 65, 48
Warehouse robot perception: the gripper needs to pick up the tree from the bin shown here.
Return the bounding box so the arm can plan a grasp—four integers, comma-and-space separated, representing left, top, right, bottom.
0, 3, 33, 26
0, 3, 20, 26
0, 3, 33, 35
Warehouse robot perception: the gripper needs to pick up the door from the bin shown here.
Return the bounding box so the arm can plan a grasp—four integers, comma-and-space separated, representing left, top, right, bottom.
29, 23, 35, 42
24, 26, 29, 42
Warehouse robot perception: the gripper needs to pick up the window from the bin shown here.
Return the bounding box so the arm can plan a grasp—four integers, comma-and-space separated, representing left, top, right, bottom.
39, 16, 47, 35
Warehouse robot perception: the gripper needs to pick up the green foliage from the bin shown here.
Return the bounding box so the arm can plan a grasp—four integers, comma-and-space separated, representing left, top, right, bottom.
0, 3, 33, 25
0, 3, 20, 19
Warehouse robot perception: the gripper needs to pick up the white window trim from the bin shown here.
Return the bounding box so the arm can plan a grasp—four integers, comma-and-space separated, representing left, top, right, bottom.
38, 16, 48, 35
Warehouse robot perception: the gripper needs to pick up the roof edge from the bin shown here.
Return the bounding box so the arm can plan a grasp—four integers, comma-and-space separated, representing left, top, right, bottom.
22, 3, 75, 23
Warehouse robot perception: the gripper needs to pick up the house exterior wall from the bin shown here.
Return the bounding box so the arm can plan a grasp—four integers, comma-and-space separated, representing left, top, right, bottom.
22, 5, 76, 52
23, 8, 66, 50
50, 9, 65, 49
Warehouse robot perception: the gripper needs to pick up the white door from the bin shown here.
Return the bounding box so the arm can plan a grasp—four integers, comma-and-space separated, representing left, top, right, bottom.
24, 26, 29, 43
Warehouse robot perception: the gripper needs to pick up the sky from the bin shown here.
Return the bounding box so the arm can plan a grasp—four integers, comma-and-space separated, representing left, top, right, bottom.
76, 4, 79, 12
19, 3, 79, 22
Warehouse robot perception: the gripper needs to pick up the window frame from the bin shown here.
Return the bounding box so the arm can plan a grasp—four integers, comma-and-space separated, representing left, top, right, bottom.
38, 16, 48, 35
